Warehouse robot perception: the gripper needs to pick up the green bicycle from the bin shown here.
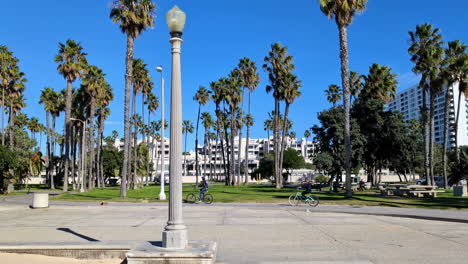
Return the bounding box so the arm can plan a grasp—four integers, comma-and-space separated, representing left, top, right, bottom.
288, 191, 319, 207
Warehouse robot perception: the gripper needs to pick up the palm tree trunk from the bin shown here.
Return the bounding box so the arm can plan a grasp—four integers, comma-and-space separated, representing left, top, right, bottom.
71, 126, 76, 190
454, 86, 463, 163
279, 103, 291, 185
195, 104, 201, 185
215, 107, 227, 184
237, 119, 243, 185
273, 98, 281, 188
146, 109, 150, 185
121, 35, 134, 198
96, 110, 105, 188
132, 93, 138, 190
51, 115, 56, 189
184, 131, 188, 176
88, 97, 96, 190
45, 112, 51, 188
442, 87, 450, 189
63, 79, 73, 192
230, 112, 236, 186
429, 94, 435, 185
244, 92, 251, 184
209, 138, 213, 180
1, 85, 4, 146
337, 24, 353, 197
204, 131, 207, 179
8, 105, 14, 150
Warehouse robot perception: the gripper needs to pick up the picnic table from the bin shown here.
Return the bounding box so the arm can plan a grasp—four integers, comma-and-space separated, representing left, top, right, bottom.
379, 184, 443, 198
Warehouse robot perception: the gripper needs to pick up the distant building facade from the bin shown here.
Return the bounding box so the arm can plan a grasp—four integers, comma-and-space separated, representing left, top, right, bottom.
387, 82, 468, 149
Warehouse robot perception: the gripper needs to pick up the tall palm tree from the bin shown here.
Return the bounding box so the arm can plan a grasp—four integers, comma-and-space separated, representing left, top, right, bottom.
39, 88, 56, 189
325, 84, 341, 107
27, 117, 40, 142
96, 82, 113, 188
444, 40, 467, 162
319, 0, 367, 197
82, 65, 106, 189
110, 0, 156, 198
145, 92, 158, 181
238, 58, 260, 184
201, 112, 213, 179
182, 120, 194, 176
263, 43, 294, 189
408, 23, 445, 185
55, 39, 88, 192
349, 71, 363, 104
193, 86, 211, 184
210, 80, 229, 183
0, 46, 19, 146
279, 73, 301, 183
225, 72, 242, 186
304, 129, 311, 159
6, 68, 26, 150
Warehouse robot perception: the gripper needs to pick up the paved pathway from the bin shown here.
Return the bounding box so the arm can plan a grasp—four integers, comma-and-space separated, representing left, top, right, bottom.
1, 197, 468, 263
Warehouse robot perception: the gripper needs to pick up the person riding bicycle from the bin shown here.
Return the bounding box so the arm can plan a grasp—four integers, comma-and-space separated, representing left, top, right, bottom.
301, 178, 312, 199
199, 176, 209, 201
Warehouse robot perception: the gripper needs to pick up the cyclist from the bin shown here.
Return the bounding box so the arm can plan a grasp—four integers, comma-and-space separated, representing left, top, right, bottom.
199, 176, 209, 201
301, 178, 312, 199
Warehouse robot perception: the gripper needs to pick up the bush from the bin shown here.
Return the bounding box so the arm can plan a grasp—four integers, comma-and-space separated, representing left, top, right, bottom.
313, 174, 330, 183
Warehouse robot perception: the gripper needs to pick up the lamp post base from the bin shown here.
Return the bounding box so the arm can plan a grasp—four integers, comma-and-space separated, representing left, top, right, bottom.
158, 193, 166, 200
126, 241, 217, 264
162, 229, 187, 249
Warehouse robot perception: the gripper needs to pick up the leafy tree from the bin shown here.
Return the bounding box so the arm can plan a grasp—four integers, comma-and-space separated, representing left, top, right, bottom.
0, 145, 16, 193
282, 148, 305, 182
318, 0, 368, 198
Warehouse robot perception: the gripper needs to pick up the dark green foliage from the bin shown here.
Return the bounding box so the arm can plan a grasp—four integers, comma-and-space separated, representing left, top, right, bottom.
102, 148, 123, 181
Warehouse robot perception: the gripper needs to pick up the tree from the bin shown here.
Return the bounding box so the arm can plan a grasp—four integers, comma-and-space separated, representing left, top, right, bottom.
318, 0, 368, 198
282, 148, 305, 182
408, 23, 445, 185
325, 84, 341, 107
201, 112, 213, 179
349, 71, 363, 104
0, 46, 19, 146
39, 88, 56, 189
0, 145, 16, 193
182, 120, 194, 176
110, 0, 156, 198
263, 43, 295, 189
238, 58, 260, 184
55, 39, 88, 192
193, 86, 211, 185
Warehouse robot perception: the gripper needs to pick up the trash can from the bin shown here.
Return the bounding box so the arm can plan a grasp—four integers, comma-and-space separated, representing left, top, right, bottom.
32, 193, 49, 208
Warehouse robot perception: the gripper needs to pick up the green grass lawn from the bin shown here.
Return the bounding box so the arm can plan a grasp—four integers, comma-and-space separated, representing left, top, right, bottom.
0, 192, 26, 196
50, 183, 468, 210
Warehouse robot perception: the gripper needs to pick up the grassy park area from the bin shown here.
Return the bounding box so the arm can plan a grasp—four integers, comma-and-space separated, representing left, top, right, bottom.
50, 183, 468, 210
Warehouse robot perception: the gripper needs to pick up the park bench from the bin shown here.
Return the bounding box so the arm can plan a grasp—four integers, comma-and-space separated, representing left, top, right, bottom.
409, 190, 445, 198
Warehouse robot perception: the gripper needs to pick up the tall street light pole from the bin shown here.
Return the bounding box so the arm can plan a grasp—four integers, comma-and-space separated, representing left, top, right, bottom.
157, 65, 166, 201
162, 5, 187, 249
70, 118, 86, 193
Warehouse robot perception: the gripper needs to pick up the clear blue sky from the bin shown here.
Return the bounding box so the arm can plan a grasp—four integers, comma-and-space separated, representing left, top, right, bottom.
1, 0, 467, 152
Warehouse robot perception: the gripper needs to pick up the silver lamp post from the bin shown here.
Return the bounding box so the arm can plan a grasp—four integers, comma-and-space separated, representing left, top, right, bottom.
157, 65, 166, 201
162, 5, 187, 249
70, 118, 86, 193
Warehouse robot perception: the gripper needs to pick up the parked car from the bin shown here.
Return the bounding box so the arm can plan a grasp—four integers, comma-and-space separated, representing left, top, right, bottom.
154, 175, 169, 185
416, 176, 445, 187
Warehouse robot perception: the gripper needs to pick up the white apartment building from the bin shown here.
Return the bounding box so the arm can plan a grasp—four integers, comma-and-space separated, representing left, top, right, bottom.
388, 82, 468, 149
112, 136, 317, 180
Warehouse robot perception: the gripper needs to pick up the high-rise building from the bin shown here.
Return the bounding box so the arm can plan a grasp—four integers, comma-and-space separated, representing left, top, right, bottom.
387, 82, 468, 149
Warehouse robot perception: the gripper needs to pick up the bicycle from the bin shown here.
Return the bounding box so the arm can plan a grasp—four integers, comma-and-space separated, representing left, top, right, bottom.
288, 191, 319, 207
186, 189, 213, 204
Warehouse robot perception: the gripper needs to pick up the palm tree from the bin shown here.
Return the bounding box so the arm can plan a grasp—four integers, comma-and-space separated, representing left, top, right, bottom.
263, 43, 294, 189
82, 65, 106, 190
182, 120, 194, 176
6, 68, 26, 150
325, 84, 341, 107
96, 82, 113, 188
279, 73, 301, 183
210, 80, 229, 183
444, 40, 467, 162
27, 117, 40, 142
319, 0, 367, 197
225, 72, 242, 186
238, 58, 260, 184
304, 129, 311, 159
201, 112, 213, 179
110, 0, 156, 198
145, 92, 158, 181
349, 71, 363, 104
361, 63, 398, 103
39, 88, 56, 189
408, 23, 445, 185
55, 39, 88, 192
0, 46, 19, 146
193, 86, 211, 184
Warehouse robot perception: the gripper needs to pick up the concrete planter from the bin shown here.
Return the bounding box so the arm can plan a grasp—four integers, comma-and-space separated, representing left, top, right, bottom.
453, 186, 467, 197
32, 193, 49, 208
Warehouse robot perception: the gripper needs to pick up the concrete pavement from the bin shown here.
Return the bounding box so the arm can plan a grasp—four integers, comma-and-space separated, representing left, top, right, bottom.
1, 201, 468, 263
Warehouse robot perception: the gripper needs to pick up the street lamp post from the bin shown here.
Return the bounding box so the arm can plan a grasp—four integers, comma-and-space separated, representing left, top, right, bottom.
162, 5, 187, 249
157, 65, 166, 201
70, 118, 86, 193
